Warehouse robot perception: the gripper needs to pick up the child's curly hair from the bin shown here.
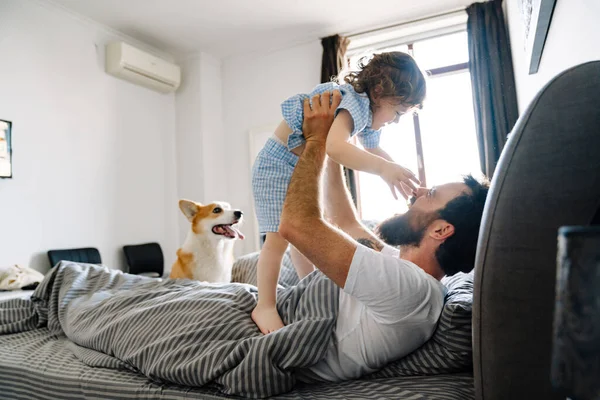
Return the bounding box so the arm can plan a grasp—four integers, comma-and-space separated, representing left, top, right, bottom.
344, 52, 426, 109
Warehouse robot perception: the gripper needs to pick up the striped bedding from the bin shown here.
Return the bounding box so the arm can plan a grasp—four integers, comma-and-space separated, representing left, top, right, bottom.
0, 328, 474, 399
0, 259, 475, 399
0, 261, 339, 398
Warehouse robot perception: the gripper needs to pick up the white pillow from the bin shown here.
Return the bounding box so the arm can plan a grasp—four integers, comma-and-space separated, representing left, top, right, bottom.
0, 264, 44, 290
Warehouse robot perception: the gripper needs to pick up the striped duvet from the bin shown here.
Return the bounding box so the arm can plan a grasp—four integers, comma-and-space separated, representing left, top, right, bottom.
0, 258, 476, 399
0, 261, 339, 398
0, 327, 475, 399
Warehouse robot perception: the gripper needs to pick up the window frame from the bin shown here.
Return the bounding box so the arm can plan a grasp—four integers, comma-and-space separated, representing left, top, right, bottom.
406, 42, 470, 188
347, 31, 472, 218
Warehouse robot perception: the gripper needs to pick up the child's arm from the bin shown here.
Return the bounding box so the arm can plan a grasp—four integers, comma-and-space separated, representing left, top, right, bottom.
326, 110, 419, 199
366, 146, 394, 163
326, 110, 387, 174
367, 146, 416, 199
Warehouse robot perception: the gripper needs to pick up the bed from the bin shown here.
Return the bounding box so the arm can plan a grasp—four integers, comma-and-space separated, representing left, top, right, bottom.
0, 289, 34, 302
0, 328, 473, 399
0, 253, 475, 400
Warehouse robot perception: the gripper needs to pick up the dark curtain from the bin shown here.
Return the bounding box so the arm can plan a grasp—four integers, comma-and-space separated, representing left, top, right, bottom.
321, 34, 357, 204
467, 0, 519, 178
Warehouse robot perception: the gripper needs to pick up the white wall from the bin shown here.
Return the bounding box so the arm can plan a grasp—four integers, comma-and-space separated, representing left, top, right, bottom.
506, 0, 600, 111
175, 56, 204, 241
198, 53, 228, 204
222, 41, 322, 256
0, 0, 180, 272
174, 53, 228, 244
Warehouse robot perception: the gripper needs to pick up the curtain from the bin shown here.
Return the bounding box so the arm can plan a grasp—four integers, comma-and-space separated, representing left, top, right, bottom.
320, 34, 356, 204
467, 0, 519, 178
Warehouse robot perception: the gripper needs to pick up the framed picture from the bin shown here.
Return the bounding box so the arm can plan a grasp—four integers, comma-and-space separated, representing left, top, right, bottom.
519, 0, 557, 74
0, 119, 12, 179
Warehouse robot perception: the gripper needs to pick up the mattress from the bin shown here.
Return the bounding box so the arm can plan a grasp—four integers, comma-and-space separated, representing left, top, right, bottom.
0, 328, 474, 399
0, 290, 35, 302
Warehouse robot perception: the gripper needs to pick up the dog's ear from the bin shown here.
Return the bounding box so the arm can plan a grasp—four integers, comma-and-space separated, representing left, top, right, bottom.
179, 199, 200, 222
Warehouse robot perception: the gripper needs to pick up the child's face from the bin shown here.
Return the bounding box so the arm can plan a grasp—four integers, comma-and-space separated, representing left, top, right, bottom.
371, 98, 413, 130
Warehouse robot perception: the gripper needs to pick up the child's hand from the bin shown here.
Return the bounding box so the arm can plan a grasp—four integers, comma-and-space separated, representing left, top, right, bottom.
379, 161, 420, 200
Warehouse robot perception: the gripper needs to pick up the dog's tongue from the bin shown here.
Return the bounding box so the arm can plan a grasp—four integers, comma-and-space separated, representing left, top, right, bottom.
225, 225, 245, 240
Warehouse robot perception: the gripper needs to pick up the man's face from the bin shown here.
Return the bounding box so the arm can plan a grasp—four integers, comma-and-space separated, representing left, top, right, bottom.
377, 182, 469, 246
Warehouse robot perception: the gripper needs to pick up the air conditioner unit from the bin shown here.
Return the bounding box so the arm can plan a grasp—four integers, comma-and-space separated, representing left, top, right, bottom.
105, 42, 181, 93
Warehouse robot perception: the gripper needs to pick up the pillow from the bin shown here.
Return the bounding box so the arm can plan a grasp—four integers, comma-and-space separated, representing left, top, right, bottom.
232, 251, 299, 288
366, 271, 474, 378
0, 264, 45, 290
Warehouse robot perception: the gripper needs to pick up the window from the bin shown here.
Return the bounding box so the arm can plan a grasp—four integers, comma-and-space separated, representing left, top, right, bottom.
348, 32, 481, 221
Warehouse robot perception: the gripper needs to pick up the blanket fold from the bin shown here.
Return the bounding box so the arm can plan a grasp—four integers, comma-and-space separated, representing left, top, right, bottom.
0, 262, 340, 398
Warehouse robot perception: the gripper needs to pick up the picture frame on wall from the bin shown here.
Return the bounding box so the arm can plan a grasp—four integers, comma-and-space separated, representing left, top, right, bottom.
519, 0, 558, 74
0, 119, 12, 179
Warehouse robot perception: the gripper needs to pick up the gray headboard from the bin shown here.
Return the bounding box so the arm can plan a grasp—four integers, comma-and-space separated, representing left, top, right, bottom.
473, 61, 600, 400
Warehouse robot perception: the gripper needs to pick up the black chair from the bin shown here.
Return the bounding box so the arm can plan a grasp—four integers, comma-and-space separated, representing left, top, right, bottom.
123, 242, 164, 278
47, 247, 102, 268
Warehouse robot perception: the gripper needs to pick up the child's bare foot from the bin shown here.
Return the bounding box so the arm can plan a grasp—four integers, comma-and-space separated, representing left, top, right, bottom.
252, 303, 285, 334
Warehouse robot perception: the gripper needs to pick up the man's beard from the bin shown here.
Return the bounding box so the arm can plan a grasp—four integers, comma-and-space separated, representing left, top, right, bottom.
375, 209, 439, 247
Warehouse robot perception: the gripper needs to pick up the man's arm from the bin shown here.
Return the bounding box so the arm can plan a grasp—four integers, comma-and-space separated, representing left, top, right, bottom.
279, 91, 359, 289
323, 158, 386, 252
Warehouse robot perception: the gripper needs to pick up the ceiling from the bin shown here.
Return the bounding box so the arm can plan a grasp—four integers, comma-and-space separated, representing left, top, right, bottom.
51, 0, 474, 59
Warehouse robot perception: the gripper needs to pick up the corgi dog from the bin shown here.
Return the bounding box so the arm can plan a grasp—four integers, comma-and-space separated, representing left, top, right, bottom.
170, 200, 244, 283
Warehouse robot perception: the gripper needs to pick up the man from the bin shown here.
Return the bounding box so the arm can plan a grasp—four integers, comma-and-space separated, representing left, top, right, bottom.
279, 91, 489, 382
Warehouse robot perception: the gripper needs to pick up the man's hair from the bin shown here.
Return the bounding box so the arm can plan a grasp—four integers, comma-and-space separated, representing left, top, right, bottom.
343, 52, 426, 109
436, 175, 490, 276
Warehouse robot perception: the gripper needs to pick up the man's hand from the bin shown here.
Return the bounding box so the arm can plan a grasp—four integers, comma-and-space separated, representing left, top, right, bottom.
302, 90, 342, 145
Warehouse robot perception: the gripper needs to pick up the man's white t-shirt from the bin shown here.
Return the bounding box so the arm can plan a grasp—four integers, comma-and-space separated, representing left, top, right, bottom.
303, 244, 446, 382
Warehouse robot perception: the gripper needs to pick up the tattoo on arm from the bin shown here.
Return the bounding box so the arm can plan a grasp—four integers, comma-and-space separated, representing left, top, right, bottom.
357, 238, 384, 251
